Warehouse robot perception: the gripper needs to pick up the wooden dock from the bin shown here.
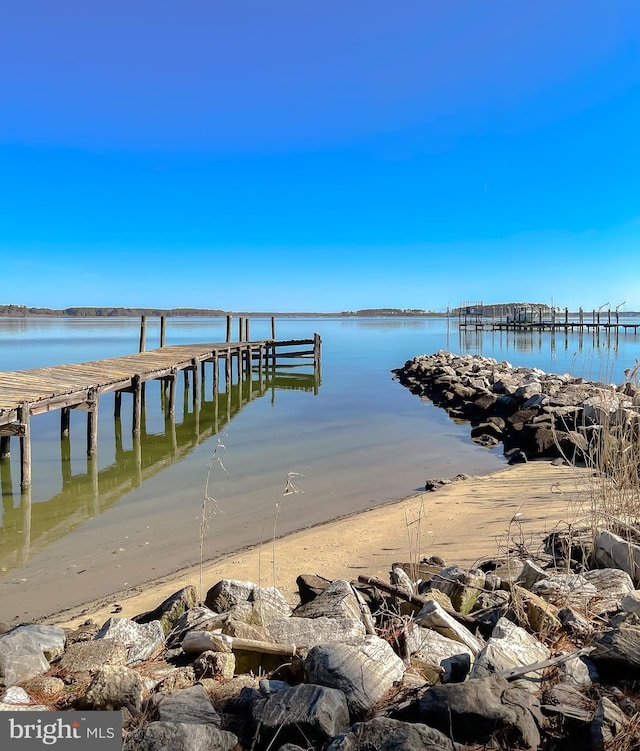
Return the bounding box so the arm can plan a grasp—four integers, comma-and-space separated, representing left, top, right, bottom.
0, 321, 321, 490
0, 365, 319, 571
458, 303, 639, 333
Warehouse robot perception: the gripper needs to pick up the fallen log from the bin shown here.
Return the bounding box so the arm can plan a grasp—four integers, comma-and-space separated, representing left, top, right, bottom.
182, 630, 302, 657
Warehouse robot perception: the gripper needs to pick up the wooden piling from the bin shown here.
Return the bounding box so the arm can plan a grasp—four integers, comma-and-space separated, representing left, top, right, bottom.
132, 376, 142, 435
19, 403, 31, 490
271, 316, 276, 339
314, 332, 322, 371
139, 315, 147, 353
192, 359, 200, 410
160, 315, 167, 347
226, 315, 232, 343
239, 317, 244, 342
61, 407, 70, 438
212, 352, 219, 396
87, 390, 98, 457
0, 435, 10, 460
114, 391, 122, 418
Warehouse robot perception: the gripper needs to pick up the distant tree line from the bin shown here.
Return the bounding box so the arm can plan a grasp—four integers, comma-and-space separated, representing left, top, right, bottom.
0, 305, 228, 318
0, 305, 441, 318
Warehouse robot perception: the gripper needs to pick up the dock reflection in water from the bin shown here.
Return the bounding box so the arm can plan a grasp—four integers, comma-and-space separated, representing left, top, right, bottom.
0, 363, 320, 574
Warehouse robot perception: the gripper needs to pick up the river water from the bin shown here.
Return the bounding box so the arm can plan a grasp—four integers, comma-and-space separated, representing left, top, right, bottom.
1, 315, 639, 622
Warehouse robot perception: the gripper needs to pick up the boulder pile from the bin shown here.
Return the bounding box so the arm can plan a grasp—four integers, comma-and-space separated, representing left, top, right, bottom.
2, 525, 640, 749
393, 351, 640, 465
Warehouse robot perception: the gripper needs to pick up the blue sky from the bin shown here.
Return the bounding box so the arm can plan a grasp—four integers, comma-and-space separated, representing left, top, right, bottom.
1, 1, 639, 312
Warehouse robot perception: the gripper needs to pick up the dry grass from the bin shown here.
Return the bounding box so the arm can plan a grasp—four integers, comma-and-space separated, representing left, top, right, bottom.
554, 364, 640, 548
199, 438, 226, 602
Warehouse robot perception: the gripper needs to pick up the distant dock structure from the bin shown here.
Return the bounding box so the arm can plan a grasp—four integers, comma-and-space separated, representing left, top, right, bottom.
458, 302, 639, 334
0, 316, 321, 491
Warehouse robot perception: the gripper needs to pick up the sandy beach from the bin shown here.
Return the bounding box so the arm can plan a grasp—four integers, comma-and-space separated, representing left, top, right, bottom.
54, 460, 591, 629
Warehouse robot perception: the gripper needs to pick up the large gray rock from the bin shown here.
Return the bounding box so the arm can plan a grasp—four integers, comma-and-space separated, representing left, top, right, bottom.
471, 617, 550, 689
293, 579, 370, 626
268, 616, 366, 647
252, 683, 350, 748
591, 615, 640, 669
532, 574, 597, 609
134, 585, 199, 635
166, 606, 227, 648
205, 579, 291, 626
325, 716, 456, 751
56, 638, 127, 677
622, 590, 640, 615
95, 617, 164, 665
0, 624, 66, 686
80, 664, 147, 710
415, 599, 482, 654
123, 722, 238, 751
410, 627, 474, 683
583, 568, 635, 614
305, 635, 405, 717
594, 531, 640, 585
591, 696, 627, 748
149, 684, 221, 725
419, 674, 541, 748
429, 565, 485, 614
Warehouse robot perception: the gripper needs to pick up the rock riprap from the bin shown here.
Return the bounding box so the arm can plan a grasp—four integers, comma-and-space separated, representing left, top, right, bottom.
393, 350, 640, 465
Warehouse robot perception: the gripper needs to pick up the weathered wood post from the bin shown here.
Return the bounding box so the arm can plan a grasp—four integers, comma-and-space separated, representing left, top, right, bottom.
139, 315, 147, 353
270, 316, 277, 367
245, 318, 250, 342
314, 333, 322, 372
212, 352, 219, 397
61, 407, 70, 438
238, 317, 244, 342
86, 388, 98, 457
160, 315, 167, 347
551, 308, 556, 327
191, 358, 199, 410
225, 350, 232, 390
132, 375, 142, 435
18, 402, 31, 490
564, 307, 569, 325
607, 308, 611, 326
579, 307, 584, 327
226, 315, 232, 342
1, 435, 11, 460
114, 391, 122, 419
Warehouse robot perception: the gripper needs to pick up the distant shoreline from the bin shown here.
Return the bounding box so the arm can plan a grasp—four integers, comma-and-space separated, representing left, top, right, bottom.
0, 306, 445, 318
3, 306, 639, 319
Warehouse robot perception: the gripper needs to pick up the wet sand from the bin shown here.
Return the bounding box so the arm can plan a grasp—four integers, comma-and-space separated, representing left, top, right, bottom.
53, 460, 591, 629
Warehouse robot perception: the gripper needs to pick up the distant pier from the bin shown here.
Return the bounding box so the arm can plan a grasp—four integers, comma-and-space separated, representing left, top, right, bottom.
457, 304, 639, 333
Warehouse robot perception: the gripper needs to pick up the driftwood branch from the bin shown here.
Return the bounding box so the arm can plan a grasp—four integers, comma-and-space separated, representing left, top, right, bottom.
182, 630, 303, 657
498, 646, 595, 681
357, 574, 478, 629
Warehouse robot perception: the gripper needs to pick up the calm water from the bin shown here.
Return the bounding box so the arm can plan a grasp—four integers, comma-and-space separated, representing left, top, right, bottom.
1, 316, 639, 622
